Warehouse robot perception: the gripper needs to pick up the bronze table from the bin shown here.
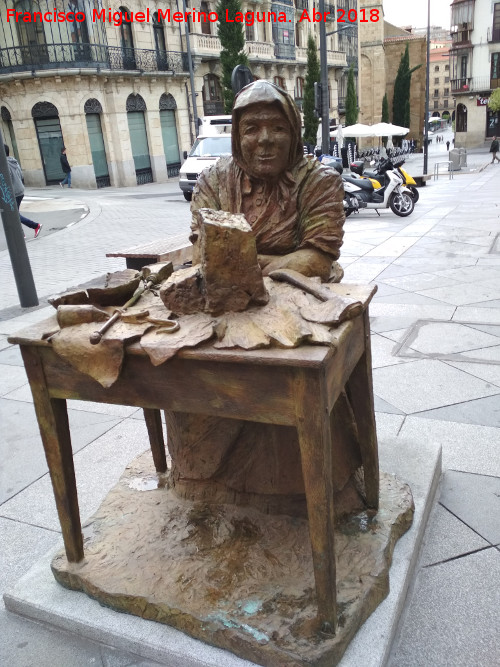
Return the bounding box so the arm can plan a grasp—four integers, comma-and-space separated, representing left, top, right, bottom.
10, 284, 378, 633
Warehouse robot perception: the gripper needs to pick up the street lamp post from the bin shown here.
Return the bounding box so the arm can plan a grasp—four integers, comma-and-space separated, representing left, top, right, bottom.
182, 0, 198, 142
319, 19, 355, 155
423, 0, 430, 174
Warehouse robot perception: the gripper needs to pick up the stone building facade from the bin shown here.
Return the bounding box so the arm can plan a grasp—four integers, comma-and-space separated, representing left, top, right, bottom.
0, 0, 357, 189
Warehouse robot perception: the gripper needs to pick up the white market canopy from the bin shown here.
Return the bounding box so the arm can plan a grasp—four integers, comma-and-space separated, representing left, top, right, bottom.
370, 122, 410, 137
330, 122, 410, 139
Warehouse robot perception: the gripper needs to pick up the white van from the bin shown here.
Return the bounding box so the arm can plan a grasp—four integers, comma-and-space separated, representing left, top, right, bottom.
179, 116, 232, 201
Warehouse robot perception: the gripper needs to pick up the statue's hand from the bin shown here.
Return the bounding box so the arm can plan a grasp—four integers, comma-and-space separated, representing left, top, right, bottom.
259, 249, 332, 282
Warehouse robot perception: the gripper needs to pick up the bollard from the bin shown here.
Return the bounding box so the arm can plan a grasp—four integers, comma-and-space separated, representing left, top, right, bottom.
0, 129, 38, 308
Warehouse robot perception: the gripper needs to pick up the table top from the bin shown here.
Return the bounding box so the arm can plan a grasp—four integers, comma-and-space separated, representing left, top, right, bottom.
9, 283, 376, 369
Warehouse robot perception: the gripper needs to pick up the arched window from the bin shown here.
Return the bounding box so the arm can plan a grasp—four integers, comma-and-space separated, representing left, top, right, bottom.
119, 6, 136, 69
159, 94, 181, 176
200, 1, 211, 35
84, 98, 110, 188
32, 101, 65, 184
273, 76, 285, 90
126, 94, 152, 184
456, 103, 467, 132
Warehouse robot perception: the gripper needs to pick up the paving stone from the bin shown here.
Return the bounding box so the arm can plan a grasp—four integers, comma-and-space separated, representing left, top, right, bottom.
418, 279, 500, 307
416, 394, 500, 428
418, 503, 489, 567
440, 470, 500, 544
0, 345, 23, 366
453, 305, 500, 324
373, 358, 499, 413
370, 333, 414, 369
388, 549, 500, 667
404, 321, 500, 356
379, 272, 461, 293
0, 398, 121, 504
398, 416, 500, 476
0, 335, 11, 351
374, 396, 406, 415
0, 364, 27, 396
0, 419, 152, 531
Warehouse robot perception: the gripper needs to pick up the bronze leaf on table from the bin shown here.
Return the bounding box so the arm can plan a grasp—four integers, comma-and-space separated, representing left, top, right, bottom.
140, 313, 214, 366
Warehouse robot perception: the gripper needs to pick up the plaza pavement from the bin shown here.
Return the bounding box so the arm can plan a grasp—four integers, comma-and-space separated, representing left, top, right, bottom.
0, 142, 499, 666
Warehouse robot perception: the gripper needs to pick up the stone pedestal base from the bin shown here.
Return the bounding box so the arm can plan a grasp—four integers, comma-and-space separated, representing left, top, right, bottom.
51, 452, 413, 667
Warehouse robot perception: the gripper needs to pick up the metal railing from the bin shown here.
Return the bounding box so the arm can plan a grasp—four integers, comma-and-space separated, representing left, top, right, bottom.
0, 43, 188, 75
451, 76, 492, 93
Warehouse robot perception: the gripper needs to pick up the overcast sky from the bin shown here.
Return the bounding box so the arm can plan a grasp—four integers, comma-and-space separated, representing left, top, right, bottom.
382, 0, 451, 30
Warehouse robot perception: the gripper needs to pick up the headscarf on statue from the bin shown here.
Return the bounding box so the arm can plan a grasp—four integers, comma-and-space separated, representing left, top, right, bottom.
190, 80, 345, 261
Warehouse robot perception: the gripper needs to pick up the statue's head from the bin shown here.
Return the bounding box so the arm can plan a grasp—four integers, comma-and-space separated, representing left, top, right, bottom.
232, 80, 303, 181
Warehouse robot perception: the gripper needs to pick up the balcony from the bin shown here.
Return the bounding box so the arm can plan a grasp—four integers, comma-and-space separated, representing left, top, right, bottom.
451, 76, 492, 93
450, 29, 472, 47
189, 33, 221, 56
295, 0, 308, 9
0, 43, 188, 75
245, 41, 275, 59
328, 50, 347, 67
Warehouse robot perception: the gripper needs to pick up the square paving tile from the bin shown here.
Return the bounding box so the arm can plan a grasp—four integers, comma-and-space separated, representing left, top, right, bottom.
416, 394, 500, 428
418, 279, 500, 307
440, 470, 500, 544
418, 503, 489, 567
388, 549, 500, 667
0, 345, 23, 366
372, 358, 499, 413
0, 419, 151, 531
379, 272, 461, 293
401, 321, 500, 356
0, 398, 122, 504
398, 416, 500, 476
0, 364, 27, 396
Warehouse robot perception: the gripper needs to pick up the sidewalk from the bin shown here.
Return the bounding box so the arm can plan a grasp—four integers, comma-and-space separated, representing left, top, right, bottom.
1, 162, 499, 666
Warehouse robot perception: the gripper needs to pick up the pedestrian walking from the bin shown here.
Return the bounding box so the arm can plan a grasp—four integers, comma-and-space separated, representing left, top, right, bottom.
489, 136, 500, 163
59, 147, 72, 187
4, 144, 42, 239
446, 140, 450, 151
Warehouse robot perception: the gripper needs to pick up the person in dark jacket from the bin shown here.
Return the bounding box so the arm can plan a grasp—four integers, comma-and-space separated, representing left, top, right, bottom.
4, 144, 42, 238
489, 136, 500, 164
60, 147, 72, 187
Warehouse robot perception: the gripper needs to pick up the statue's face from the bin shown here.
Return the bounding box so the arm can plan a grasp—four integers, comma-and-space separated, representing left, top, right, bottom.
239, 105, 291, 180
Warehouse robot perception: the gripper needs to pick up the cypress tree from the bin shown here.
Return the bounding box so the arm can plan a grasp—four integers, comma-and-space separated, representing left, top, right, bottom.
216, 0, 249, 113
303, 35, 321, 146
381, 93, 389, 122
392, 45, 408, 128
345, 64, 358, 126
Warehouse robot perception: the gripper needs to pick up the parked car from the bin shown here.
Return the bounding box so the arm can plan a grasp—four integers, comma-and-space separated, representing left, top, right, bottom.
179, 116, 232, 201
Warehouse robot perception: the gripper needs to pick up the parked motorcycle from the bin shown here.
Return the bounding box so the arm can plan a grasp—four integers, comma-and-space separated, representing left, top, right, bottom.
350, 159, 420, 203
342, 157, 415, 217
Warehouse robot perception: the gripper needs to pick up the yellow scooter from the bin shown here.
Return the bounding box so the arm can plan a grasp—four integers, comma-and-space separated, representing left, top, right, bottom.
350, 160, 419, 202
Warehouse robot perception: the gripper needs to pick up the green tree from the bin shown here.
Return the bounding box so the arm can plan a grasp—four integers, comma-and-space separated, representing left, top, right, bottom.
345, 64, 358, 126
381, 93, 389, 123
303, 35, 321, 146
488, 88, 500, 113
392, 43, 421, 130
216, 0, 249, 113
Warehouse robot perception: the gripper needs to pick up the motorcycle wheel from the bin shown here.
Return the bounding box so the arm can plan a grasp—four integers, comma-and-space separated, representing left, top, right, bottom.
390, 191, 414, 217
408, 185, 420, 203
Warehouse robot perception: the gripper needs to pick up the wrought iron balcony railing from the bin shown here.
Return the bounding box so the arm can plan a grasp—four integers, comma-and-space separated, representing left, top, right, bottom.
451, 76, 493, 93
0, 43, 188, 75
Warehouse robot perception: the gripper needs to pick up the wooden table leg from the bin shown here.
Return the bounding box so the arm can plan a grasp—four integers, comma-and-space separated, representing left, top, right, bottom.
143, 408, 167, 473
20, 346, 84, 563
345, 310, 379, 509
295, 370, 337, 634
